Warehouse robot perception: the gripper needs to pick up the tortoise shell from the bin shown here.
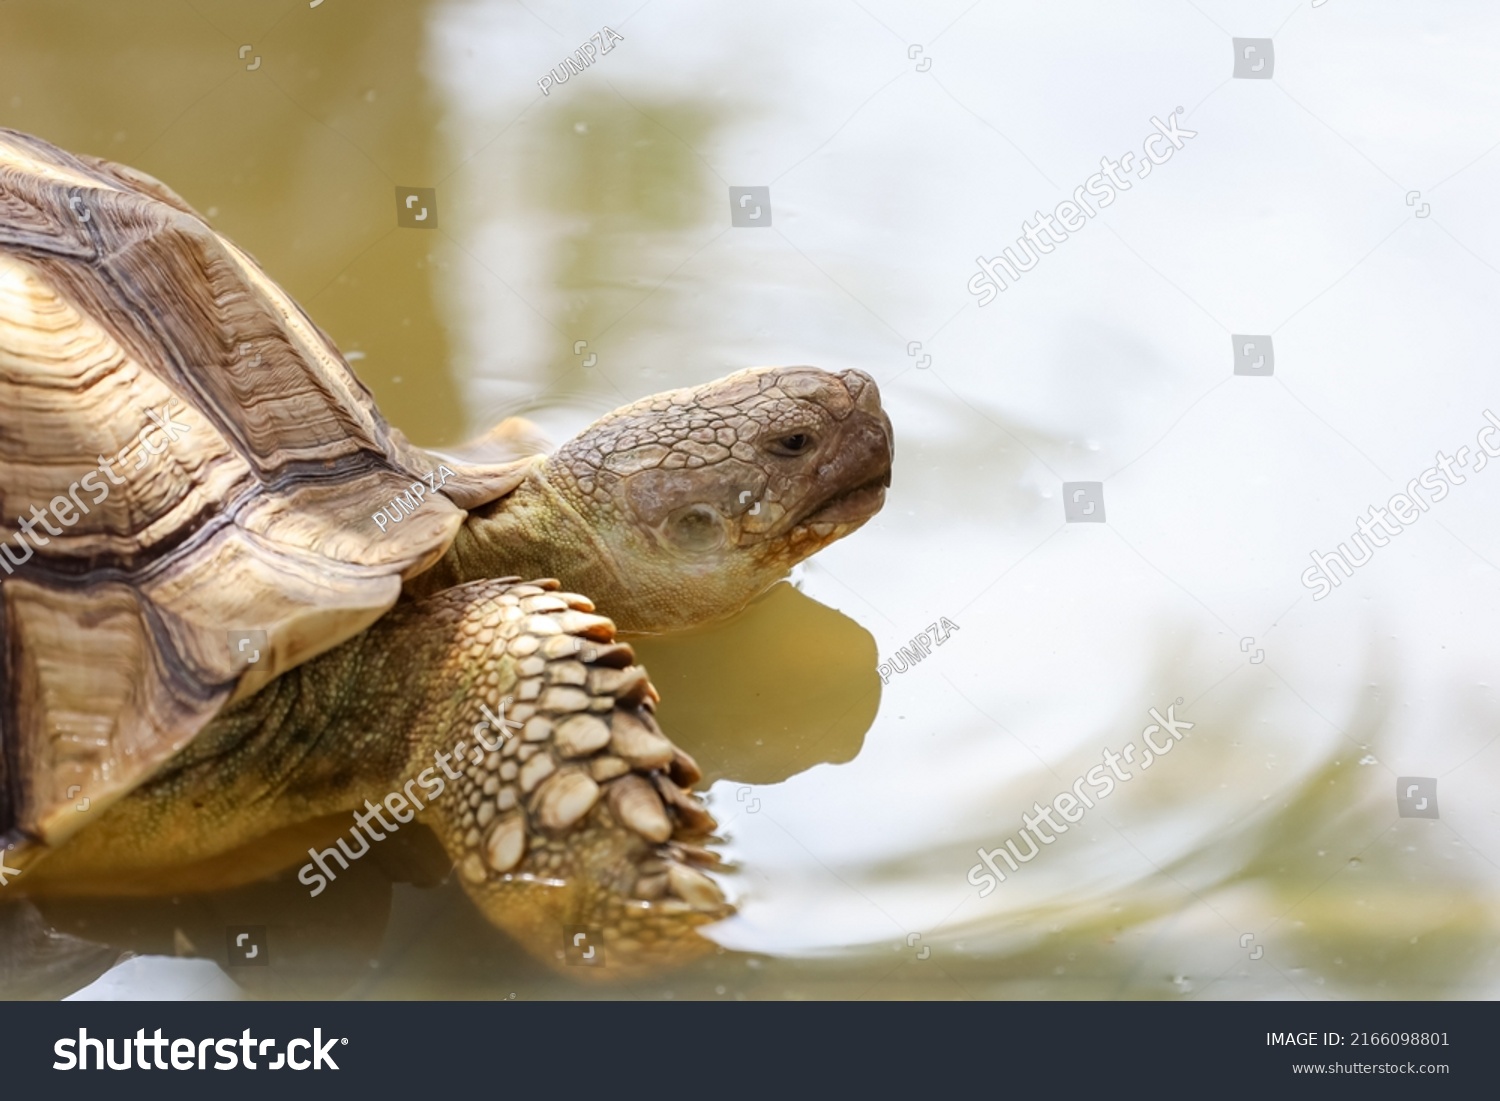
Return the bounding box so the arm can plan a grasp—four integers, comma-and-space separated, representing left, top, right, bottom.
0, 128, 534, 863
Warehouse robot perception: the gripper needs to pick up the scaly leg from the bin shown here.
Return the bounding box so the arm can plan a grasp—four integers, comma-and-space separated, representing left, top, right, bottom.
376, 577, 730, 977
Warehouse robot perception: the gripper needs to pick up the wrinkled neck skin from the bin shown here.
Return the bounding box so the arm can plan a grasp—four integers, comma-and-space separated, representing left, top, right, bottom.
410, 462, 777, 634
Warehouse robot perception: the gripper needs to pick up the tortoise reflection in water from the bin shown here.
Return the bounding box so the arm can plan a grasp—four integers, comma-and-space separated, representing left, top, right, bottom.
0, 128, 893, 976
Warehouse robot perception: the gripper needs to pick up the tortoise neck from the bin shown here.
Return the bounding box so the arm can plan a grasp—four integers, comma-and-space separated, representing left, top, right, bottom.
406, 463, 626, 605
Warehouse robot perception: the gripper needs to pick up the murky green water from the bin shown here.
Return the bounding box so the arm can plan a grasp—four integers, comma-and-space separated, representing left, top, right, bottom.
3, 0, 1498, 1000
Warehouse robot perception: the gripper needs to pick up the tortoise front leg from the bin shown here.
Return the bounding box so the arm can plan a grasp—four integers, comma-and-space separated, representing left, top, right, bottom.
355, 578, 730, 977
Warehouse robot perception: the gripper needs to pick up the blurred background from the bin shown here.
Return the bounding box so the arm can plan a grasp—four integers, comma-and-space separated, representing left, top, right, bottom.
2, 0, 1498, 1000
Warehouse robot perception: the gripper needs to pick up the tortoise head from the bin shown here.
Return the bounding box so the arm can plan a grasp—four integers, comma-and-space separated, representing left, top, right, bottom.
476, 366, 893, 633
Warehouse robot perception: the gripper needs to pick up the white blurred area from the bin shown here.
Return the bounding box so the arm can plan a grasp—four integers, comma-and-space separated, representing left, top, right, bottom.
67, 957, 244, 1001
414, 0, 1500, 996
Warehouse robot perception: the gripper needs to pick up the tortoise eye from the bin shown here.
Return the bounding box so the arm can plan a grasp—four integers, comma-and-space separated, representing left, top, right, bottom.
770, 432, 813, 456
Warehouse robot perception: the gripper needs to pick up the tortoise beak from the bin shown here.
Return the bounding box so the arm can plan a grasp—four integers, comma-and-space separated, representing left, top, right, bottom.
796, 370, 893, 525
839, 367, 893, 486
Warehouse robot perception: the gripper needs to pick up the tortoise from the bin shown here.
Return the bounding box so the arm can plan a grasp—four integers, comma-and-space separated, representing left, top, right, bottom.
0, 127, 893, 977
